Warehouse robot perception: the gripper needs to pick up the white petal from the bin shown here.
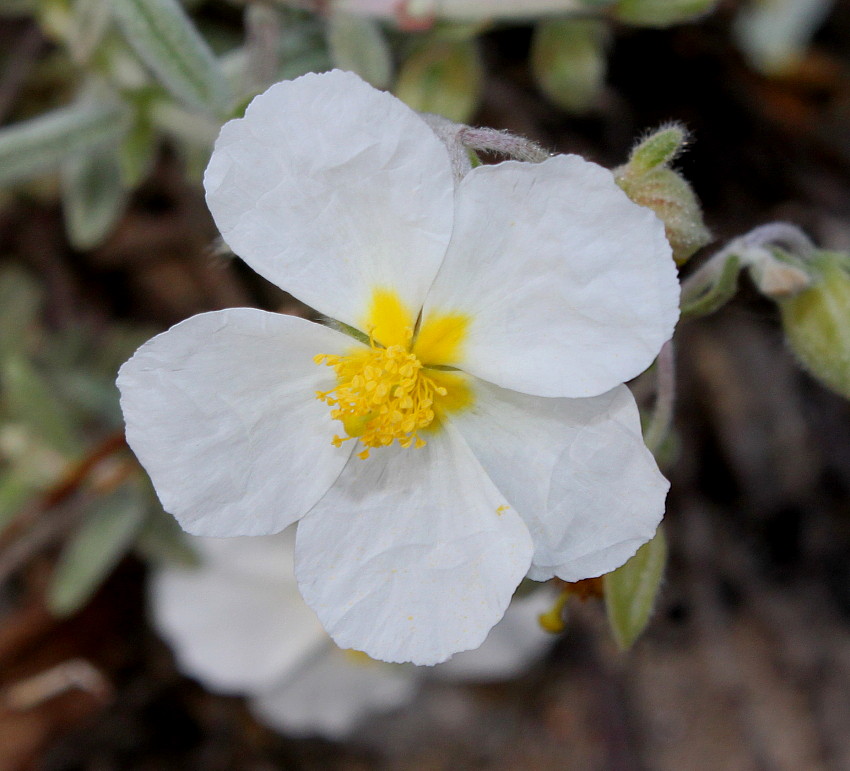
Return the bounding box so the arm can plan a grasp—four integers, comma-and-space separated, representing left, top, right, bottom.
294, 426, 534, 665
421, 155, 680, 398
204, 70, 455, 329
434, 588, 555, 681
250, 649, 417, 740
451, 380, 669, 581
118, 309, 353, 536
150, 531, 328, 693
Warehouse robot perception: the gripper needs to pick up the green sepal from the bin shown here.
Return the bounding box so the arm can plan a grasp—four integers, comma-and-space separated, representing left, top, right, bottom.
680, 254, 742, 320
604, 527, 667, 650
780, 251, 850, 400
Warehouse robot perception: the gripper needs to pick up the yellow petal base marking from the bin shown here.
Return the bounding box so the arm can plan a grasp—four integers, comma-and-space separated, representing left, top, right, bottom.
315, 289, 471, 459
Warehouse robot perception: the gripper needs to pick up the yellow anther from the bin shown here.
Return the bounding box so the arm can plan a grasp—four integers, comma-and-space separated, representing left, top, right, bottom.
314, 328, 457, 457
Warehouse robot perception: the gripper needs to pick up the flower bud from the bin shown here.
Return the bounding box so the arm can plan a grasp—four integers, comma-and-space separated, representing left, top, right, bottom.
531, 19, 608, 114
617, 166, 711, 265
747, 248, 811, 299
780, 252, 850, 399
613, 0, 718, 28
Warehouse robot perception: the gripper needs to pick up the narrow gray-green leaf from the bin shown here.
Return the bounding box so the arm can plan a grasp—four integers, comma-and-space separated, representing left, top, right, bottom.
0, 101, 128, 186
327, 13, 392, 89
62, 143, 129, 250
604, 527, 667, 649
3, 357, 80, 457
134, 506, 199, 567
111, 0, 229, 115
47, 485, 146, 616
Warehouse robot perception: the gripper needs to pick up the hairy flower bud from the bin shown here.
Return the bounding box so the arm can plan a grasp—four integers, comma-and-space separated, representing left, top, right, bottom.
780, 251, 850, 400
616, 134, 711, 266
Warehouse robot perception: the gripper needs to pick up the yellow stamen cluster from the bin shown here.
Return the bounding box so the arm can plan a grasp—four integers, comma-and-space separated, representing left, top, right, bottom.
314, 332, 448, 459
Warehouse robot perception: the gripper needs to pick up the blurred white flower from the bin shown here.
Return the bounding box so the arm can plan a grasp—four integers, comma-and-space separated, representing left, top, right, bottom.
119, 70, 677, 665
151, 530, 555, 739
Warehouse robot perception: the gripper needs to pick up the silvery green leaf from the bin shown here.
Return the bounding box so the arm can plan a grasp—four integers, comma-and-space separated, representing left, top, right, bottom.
111, 0, 229, 115
604, 527, 667, 649
118, 116, 157, 187
2, 357, 79, 457
68, 0, 112, 64
47, 484, 146, 616
61, 144, 129, 250
135, 505, 199, 567
0, 100, 128, 186
327, 13, 392, 89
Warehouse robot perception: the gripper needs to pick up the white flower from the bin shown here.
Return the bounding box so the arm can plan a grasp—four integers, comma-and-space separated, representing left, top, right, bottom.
118, 69, 678, 666
151, 530, 556, 739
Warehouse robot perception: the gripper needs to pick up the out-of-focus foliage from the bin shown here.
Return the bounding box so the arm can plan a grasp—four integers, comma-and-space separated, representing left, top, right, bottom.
734, 0, 835, 75
531, 18, 608, 114
0, 0, 731, 251
0, 267, 195, 617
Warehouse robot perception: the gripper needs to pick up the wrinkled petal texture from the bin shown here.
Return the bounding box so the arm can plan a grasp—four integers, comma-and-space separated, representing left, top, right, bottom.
251, 651, 417, 740
422, 155, 680, 398
452, 380, 669, 581
204, 70, 455, 330
151, 532, 328, 693
295, 426, 534, 665
118, 309, 352, 536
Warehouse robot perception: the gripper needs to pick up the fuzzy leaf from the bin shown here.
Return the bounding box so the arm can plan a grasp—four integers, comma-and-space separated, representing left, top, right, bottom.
0, 101, 128, 186
134, 505, 199, 567
47, 484, 146, 616
604, 527, 667, 649
3, 357, 79, 457
111, 0, 229, 115
61, 144, 129, 250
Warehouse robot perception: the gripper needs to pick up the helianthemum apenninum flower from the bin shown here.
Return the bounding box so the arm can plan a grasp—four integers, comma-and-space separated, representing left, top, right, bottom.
118, 70, 679, 665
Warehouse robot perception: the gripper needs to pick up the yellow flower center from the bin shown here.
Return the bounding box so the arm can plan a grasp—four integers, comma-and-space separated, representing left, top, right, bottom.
314, 289, 471, 459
